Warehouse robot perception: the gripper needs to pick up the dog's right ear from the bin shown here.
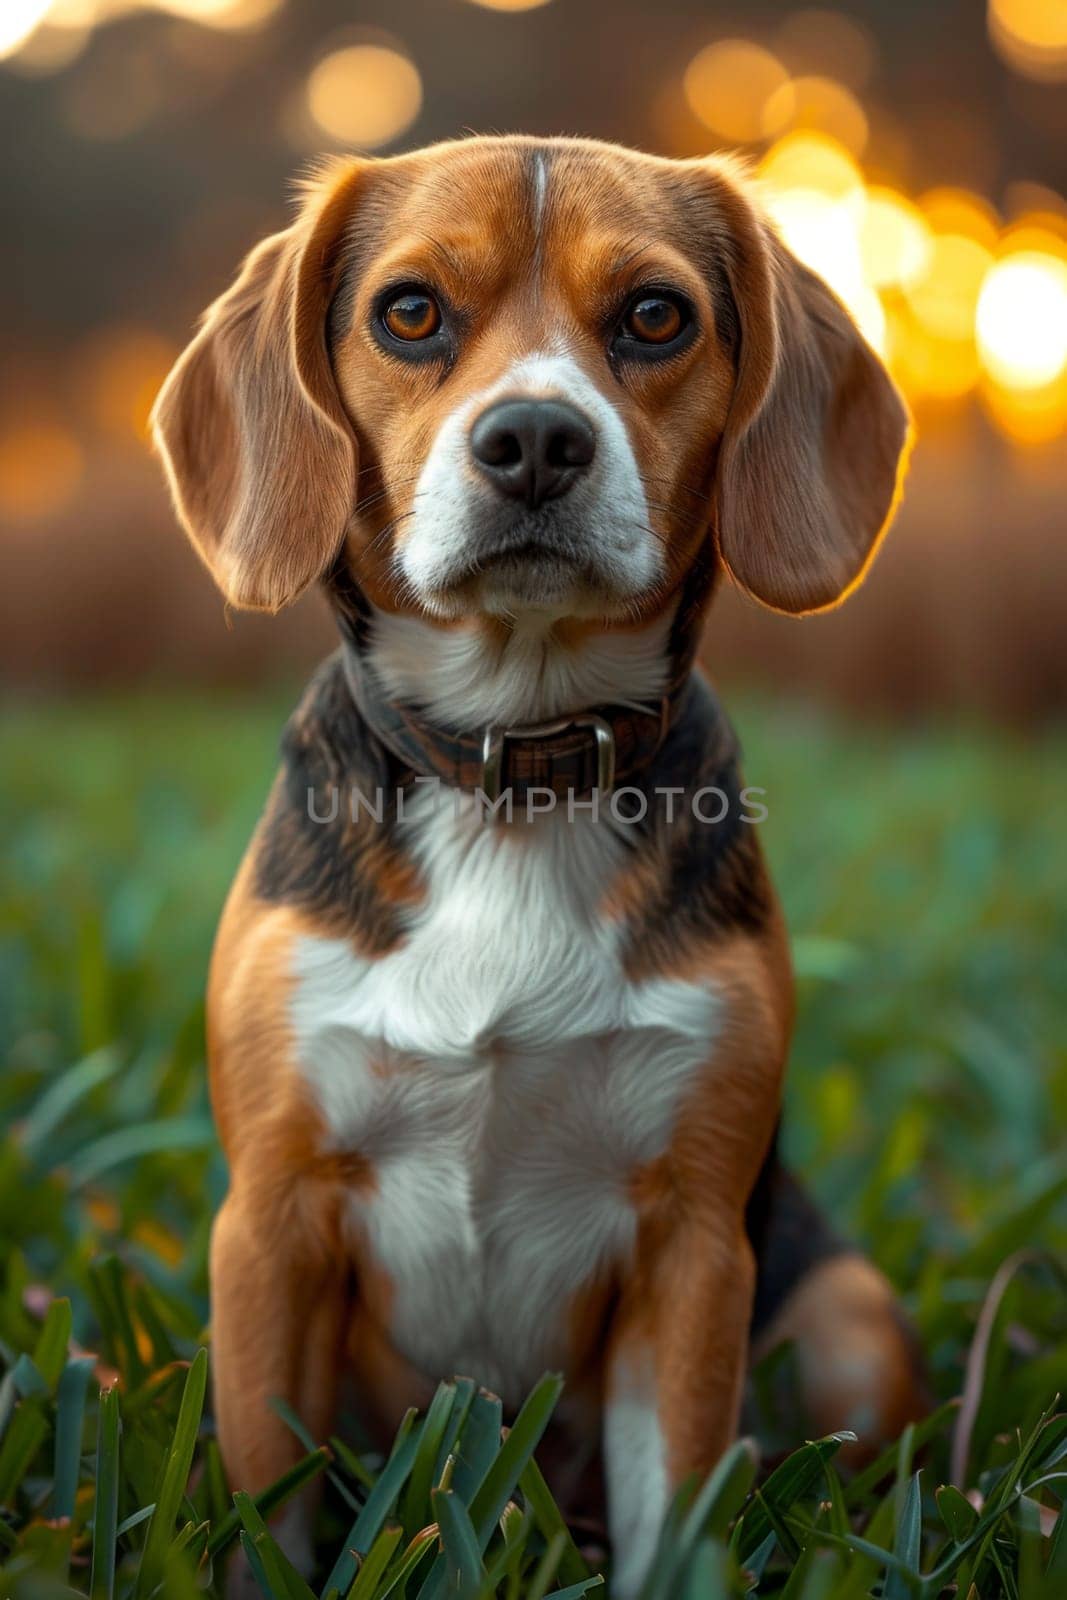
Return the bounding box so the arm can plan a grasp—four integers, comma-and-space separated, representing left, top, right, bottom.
152, 163, 362, 612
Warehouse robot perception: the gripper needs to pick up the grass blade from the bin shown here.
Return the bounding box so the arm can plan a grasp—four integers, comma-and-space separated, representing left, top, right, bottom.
450, 1389, 503, 1504
936, 1482, 977, 1543
207, 1447, 331, 1557
468, 1373, 562, 1548
431, 1487, 487, 1595
344, 1521, 404, 1598
518, 1456, 590, 1586
234, 1490, 317, 1600
133, 1346, 208, 1599
883, 1470, 922, 1600
33, 1296, 73, 1391
402, 1381, 457, 1531
322, 1410, 422, 1596
376, 1527, 440, 1599
53, 1355, 96, 1521
736, 1433, 853, 1560
90, 1385, 121, 1600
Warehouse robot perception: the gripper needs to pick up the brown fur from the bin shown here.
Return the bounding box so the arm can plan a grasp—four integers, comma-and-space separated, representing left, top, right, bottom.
153, 136, 910, 635
612, 932, 791, 1478
152, 134, 924, 1568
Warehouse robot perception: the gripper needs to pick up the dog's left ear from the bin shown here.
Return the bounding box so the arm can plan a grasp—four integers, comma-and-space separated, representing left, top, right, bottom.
705, 163, 910, 615
152, 163, 362, 612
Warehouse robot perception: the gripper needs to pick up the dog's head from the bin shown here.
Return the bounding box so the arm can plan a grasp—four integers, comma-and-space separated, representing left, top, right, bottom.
153, 135, 909, 628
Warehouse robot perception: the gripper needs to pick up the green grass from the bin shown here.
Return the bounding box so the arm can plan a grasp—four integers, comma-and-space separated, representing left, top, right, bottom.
2, 685, 1066, 1597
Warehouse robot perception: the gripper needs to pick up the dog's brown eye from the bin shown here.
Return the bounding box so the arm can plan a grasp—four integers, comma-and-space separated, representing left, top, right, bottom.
383, 291, 441, 342
625, 295, 684, 345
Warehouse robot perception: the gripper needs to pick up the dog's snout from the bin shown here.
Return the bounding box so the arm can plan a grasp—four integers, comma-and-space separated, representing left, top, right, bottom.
469, 399, 596, 509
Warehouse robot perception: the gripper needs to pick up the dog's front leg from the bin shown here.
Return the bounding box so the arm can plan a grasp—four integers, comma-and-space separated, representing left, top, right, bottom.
603, 1212, 756, 1599
211, 1191, 347, 1595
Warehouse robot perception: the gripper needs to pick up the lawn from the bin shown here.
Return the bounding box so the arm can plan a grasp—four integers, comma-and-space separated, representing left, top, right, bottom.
2, 684, 1066, 1597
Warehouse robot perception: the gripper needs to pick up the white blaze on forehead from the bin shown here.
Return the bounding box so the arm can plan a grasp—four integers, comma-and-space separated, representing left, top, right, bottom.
531, 150, 549, 236
396, 350, 663, 609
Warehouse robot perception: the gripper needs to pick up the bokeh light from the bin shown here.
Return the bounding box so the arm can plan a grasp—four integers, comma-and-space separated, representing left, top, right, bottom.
2, 5, 1067, 451
775, 8, 877, 91
759, 133, 883, 351
988, 0, 1067, 82
0, 422, 83, 522
684, 40, 789, 145
860, 188, 932, 289
464, 0, 554, 9
752, 114, 1067, 436
155, 0, 283, 24
977, 251, 1067, 390
306, 43, 422, 148
920, 187, 1000, 252
905, 234, 993, 343
0, 0, 283, 65
761, 74, 869, 156
5, 11, 90, 77
760, 129, 865, 204
0, 0, 53, 59
980, 374, 1067, 444
81, 326, 180, 439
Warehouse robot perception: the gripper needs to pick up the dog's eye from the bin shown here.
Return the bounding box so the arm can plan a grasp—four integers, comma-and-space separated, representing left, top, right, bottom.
382, 291, 441, 342
623, 294, 685, 345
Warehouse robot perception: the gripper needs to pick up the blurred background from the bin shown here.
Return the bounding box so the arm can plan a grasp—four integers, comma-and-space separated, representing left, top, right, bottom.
2, 0, 1066, 716
2, 1, 1067, 1481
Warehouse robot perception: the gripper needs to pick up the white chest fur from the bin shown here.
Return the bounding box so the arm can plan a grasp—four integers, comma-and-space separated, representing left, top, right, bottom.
290, 788, 719, 1405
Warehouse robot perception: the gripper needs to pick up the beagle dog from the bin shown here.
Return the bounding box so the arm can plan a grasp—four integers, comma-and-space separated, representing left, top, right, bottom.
153, 135, 925, 1594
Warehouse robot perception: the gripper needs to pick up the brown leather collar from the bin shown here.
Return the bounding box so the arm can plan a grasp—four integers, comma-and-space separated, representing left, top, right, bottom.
327, 553, 713, 805
339, 634, 691, 805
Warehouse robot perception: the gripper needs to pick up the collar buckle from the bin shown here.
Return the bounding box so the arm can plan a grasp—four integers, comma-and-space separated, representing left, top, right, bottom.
481, 713, 616, 804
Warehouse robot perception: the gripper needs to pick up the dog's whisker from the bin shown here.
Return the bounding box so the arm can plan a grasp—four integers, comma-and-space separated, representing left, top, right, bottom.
355, 476, 425, 516
638, 473, 710, 505
366, 509, 418, 555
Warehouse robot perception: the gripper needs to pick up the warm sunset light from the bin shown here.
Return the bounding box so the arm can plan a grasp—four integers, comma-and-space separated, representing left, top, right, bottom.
981, 373, 1067, 443
0, 422, 83, 521
976, 251, 1067, 390
82, 326, 179, 439
684, 40, 789, 145
759, 133, 883, 351
759, 129, 865, 203
306, 44, 422, 148
775, 8, 877, 90
860, 188, 932, 288
763, 188, 879, 343
920, 187, 1000, 251
5, 10, 1067, 1592
0, 0, 52, 59
904, 234, 994, 344
761, 74, 869, 155
0, 0, 284, 58
751, 124, 1067, 409
1, 7, 1066, 450
989, 0, 1067, 81
156, 0, 284, 25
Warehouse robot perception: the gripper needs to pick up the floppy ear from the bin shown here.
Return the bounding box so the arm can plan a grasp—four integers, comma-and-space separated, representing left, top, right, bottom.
151, 164, 362, 612
707, 165, 910, 615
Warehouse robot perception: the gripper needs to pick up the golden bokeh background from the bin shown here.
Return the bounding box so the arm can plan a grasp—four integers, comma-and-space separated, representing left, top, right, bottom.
2, 0, 1065, 715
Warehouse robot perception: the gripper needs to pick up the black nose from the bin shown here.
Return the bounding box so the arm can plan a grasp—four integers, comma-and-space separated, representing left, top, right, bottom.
469, 399, 596, 509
